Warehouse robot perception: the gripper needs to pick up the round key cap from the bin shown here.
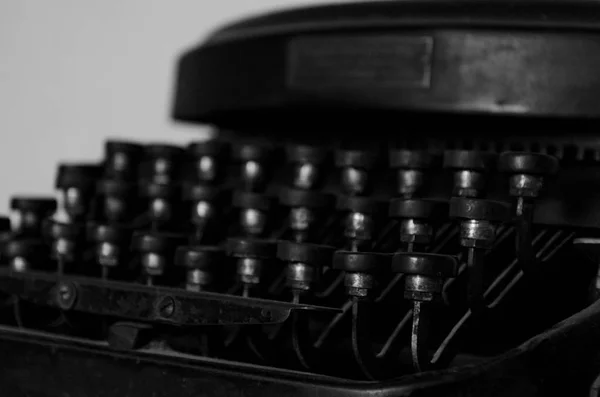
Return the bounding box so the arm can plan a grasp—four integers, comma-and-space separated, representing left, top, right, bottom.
335, 148, 378, 169
55, 164, 102, 191
286, 144, 328, 164
232, 191, 273, 211
175, 245, 225, 269
449, 197, 511, 222
232, 141, 273, 161
392, 252, 458, 278
279, 187, 334, 209
389, 149, 438, 169
144, 143, 184, 159
498, 152, 559, 176
104, 141, 144, 178
337, 196, 383, 215
333, 251, 391, 274
87, 223, 131, 244
131, 231, 186, 253
183, 184, 225, 202
226, 237, 277, 259
10, 197, 57, 214
443, 150, 496, 171
389, 198, 448, 220
188, 140, 227, 157
3, 239, 48, 271
277, 240, 335, 265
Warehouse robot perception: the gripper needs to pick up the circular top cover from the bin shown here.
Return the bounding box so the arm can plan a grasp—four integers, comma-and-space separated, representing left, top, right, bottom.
173, 0, 600, 126
226, 237, 277, 259
105, 140, 144, 156
3, 238, 47, 259
336, 195, 383, 214
498, 151, 560, 175
279, 187, 334, 209
389, 149, 439, 169
175, 245, 225, 269
335, 148, 379, 169
449, 197, 510, 221
391, 252, 457, 277
286, 144, 328, 164
87, 223, 131, 244
389, 198, 448, 220
333, 250, 391, 273
232, 141, 273, 161
10, 197, 57, 213
443, 150, 497, 171
276, 240, 335, 264
131, 231, 186, 253
232, 190, 273, 211
188, 140, 228, 157
55, 164, 102, 190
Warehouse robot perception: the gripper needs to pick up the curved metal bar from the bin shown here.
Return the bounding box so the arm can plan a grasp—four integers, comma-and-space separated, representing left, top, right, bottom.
350, 297, 384, 380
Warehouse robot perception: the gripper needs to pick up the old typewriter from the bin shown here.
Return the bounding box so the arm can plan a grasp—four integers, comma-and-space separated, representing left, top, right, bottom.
3, 1, 600, 396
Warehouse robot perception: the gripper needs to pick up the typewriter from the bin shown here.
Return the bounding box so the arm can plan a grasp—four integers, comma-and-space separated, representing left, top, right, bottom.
3, 1, 600, 396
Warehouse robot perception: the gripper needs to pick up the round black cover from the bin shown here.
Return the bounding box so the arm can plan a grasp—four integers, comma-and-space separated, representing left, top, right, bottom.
333, 250, 391, 273
389, 149, 439, 169
389, 198, 448, 220
3, 238, 47, 259
286, 144, 328, 164
443, 150, 497, 171
276, 240, 334, 265
10, 197, 57, 213
87, 223, 131, 243
336, 195, 383, 214
232, 191, 273, 211
334, 148, 378, 169
105, 140, 144, 156
226, 237, 277, 259
449, 197, 511, 222
97, 179, 136, 196
391, 252, 457, 277
188, 140, 228, 157
183, 184, 225, 202
175, 245, 225, 269
55, 164, 102, 190
131, 231, 186, 253
498, 151, 560, 175
278, 187, 333, 209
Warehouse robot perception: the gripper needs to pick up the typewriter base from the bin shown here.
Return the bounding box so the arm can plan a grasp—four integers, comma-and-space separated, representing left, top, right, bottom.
3, 297, 600, 397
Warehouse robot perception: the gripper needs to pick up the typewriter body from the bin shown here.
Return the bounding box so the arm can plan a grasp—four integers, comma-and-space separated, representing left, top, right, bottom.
3, 1, 600, 396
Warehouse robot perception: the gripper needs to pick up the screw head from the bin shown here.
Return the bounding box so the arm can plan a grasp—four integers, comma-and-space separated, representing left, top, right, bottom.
56, 282, 77, 310
157, 296, 175, 319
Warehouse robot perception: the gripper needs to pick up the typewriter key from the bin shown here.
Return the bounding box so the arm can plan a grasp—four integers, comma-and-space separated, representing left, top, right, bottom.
443, 150, 496, 198
139, 182, 181, 231
96, 179, 138, 223
141, 144, 184, 185
337, 196, 383, 250
450, 198, 510, 314
55, 164, 102, 222
104, 140, 144, 181
389, 199, 449, 249
175, 245, 224, 292
232, 141, 273, 192
9, 197, 56, 237
87, 223, 132, 279
227, 237, 277, 297
389, 149, 439, 198
232, 191, 274, 237
279, 187, 334, 243
286, 144, 328, 190
3, 238, 48, 272
131, 231, 186, 286
333, 251, 390, 297
499, 152, 560, 277
44, 219, 86, 274
187, 140, 228, 184
335, 148, 378, 196
277, 240, 334, 295
392, 252, 458, 371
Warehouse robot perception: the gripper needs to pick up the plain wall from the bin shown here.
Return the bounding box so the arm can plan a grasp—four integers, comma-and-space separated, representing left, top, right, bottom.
0, 0, 350, 210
